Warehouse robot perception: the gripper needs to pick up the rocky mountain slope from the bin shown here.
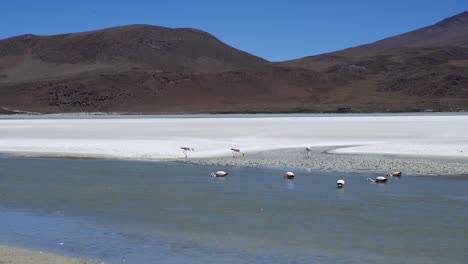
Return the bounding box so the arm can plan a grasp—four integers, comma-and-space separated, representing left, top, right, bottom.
0, 12, 467, 113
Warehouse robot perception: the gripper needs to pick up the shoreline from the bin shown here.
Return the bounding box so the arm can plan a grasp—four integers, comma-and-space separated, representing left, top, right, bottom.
1, 146, 467, 177
1, 111, 468, 116
179, 146, 468, 177
0, 246, 95, 264
1, 115, 468, 160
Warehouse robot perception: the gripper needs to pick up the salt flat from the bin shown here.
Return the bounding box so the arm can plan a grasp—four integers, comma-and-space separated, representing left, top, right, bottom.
0, 115, 467, 159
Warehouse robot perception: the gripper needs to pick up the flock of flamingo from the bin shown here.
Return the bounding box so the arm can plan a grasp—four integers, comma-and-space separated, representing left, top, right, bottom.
181, 146, 402, 188
180, 147, 244, 159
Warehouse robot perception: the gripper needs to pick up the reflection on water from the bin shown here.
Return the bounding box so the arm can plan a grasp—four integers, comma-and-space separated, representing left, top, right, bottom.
0, 157, 467, 264
285, 179, 295, 190
336, 187, 345, 197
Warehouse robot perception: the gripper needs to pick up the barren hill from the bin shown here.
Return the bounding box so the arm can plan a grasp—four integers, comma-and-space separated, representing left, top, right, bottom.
0, 25, 266, 80
277, 11, 468, 112
0, 12, 467, 113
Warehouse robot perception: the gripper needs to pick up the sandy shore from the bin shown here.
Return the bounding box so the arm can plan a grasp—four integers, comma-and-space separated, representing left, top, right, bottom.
0, 115, 468, 159
0, 115, 467, 177
181, 146, 468, 176
0, 246, 96, 264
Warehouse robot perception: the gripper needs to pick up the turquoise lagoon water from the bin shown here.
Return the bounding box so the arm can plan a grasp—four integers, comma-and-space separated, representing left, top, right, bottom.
0, 156, 467, 263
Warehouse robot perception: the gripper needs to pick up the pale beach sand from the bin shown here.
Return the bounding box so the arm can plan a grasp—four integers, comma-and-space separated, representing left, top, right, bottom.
0, 246, 95, 264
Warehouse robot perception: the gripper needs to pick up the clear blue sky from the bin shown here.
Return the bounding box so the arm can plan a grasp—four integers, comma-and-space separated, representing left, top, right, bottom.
2, 0, 466, 61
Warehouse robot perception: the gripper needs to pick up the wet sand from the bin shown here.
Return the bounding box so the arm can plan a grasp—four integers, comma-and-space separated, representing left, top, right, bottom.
181, 146, 468, 176
0, 246, 95, 264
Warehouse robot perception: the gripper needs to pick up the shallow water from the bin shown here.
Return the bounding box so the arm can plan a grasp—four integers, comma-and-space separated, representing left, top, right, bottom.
0, 156, 467, 263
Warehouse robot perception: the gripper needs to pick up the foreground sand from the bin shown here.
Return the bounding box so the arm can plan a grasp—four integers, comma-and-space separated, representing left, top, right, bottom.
0, 246, 95, 264
182, 146, 468, 176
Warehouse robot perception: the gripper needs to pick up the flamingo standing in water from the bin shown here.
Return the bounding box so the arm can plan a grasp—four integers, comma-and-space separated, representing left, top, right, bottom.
211, 171, 228, 177
366, 176, 388, 183
231, 148, 244, 158
387, 171, 402, 177
337, 179, 345, 188
284, 171, 295, 179
180, 147, 194, 158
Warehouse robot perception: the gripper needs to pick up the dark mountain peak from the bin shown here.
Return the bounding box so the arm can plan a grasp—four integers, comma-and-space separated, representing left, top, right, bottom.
437, 10, 468, 26
367, 10, 468, 50
0, 24, 267, 73
322, 10, 468, 57
89, 24, 218, 40
17, 34, 37, 39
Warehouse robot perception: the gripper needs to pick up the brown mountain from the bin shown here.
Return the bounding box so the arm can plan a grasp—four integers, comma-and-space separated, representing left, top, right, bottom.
278, 11, 468, 112
0, 12, 467, 113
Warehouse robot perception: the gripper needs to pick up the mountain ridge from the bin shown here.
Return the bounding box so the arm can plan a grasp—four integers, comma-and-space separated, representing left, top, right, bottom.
0, 11, 467, 113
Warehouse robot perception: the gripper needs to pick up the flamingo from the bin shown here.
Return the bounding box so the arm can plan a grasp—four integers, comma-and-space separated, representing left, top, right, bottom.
305, 146, 312, 158
284, 171, 295, 179
387, 171, 402, 177
366, 176, 388, 183
231, 148, 244, 158
337, 179, 345, 188
180, 147, 194, 158
211, 171, 228, 177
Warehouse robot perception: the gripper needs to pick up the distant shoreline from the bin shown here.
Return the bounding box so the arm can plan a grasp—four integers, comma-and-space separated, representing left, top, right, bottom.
1, 110, 468, 116
2, 146, 467, 177
2, 112, 468, 121
180, 146, 468, 177
1, 115, 467, 175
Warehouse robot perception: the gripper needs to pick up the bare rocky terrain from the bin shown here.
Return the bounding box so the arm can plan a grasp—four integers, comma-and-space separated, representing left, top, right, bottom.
0, 11, 467, 113
181, 147, 468, 177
